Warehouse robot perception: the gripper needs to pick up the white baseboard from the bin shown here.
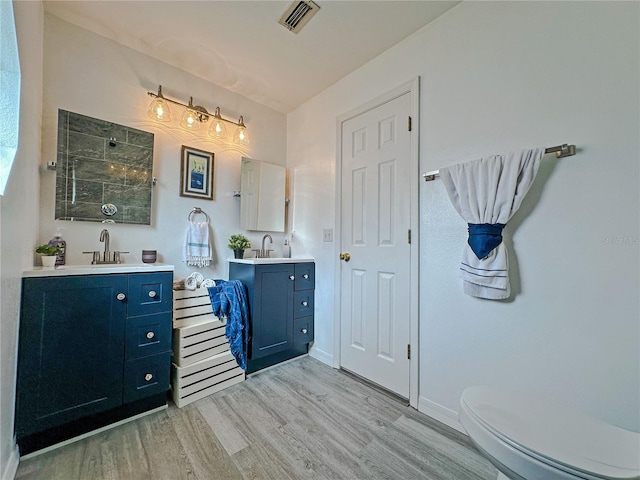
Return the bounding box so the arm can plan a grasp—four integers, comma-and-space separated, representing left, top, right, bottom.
2, 440, 19, 480
418, 395, 466, 434
308, 346, 333, 366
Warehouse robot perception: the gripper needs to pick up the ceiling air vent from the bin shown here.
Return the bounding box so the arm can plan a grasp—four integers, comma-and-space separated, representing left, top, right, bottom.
278, 0, 320, 34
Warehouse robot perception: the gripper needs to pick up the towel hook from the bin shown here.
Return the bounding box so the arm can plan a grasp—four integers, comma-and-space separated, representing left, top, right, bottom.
188, 207, 210, 223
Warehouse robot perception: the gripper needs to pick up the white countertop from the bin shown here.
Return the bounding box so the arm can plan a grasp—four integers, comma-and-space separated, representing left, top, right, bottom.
228, 257, 314, 265
23, 263, 174, 278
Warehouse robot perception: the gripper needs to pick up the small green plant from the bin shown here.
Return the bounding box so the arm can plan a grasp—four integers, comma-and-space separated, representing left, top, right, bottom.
35, 244, 62, 256
228, 234, 251, 250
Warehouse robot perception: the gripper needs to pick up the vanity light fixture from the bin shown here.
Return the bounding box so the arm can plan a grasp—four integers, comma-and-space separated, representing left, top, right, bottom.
233, 116, 248, 145
147, 85, 172, 122
147, 85, 249, 145
179, 97, 203, 131
208, 107, 227, 140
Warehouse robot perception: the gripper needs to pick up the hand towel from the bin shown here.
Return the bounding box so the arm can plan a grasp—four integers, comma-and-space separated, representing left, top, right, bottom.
183, 221, 212, 267
200, 278, 216, 288
440, 147, 544, 299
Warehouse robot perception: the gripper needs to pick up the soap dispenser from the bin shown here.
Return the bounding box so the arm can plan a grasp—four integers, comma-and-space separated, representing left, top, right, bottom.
48, 228, 66, 266
283, 238, 291, 258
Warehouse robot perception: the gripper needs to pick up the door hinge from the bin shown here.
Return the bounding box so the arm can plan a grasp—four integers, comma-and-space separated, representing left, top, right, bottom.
407, 344, 411, 360
408, 116, 412, 132
408, 229, 411, 244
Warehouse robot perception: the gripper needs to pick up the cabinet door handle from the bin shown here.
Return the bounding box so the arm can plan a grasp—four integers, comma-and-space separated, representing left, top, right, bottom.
303, 274, 309, 279
289, 275, 295, 281
301, 301, 308, 307
116, 293, 126, 301
148, 290, 157, 298
144, 373, 153, 382
146, 331, 155, 339
301, 328, 308, 334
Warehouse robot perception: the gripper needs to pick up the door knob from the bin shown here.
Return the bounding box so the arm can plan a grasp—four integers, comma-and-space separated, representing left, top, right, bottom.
340, 252, 351, 262
116, 293, 126, 301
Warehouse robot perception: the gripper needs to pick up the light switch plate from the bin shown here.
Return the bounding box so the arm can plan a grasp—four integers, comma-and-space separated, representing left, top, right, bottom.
323, 228, 333, 242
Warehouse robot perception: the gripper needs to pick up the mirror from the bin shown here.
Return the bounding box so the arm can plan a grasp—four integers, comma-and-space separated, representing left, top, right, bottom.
240, 157, 286, 232
55, 110, 154, 224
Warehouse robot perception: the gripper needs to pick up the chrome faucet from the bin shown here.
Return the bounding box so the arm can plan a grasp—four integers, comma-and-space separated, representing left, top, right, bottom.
83, 229, 129, 264
260, 234, 273, 258
99, 229, 110, 262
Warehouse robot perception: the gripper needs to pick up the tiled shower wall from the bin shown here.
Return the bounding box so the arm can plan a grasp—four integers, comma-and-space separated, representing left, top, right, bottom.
55, 110, 154, 224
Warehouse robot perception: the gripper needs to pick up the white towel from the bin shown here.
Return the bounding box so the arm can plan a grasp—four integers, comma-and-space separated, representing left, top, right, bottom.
190, 272, 204, 286
200, 278, 216, 288
184, 275, 198, 290
440, 147, 544, 300
183, 221, 212, 267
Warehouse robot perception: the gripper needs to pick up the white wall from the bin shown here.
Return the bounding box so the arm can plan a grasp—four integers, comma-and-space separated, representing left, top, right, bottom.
288, 1, 639, 431
39, 14, 288, 281
0, 3, 43, 478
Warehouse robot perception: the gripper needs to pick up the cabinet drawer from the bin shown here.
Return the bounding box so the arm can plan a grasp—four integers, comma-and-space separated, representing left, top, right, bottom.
128, 272, 173, 317
294, 290, 314, 318
294, 316, 314, 346
123, 352, 171, 403
125, 312, 171, 360
294, 263, 315, 291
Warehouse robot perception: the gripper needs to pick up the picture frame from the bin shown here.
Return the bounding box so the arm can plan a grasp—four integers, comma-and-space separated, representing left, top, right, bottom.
180, 145, 214, 200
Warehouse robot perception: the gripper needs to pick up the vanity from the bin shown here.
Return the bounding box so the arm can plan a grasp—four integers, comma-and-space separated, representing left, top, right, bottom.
229, 258, 315, 373
15, 264, 173, 455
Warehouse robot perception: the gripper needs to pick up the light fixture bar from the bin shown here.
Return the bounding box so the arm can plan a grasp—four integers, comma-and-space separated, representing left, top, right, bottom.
147, 88, 244, 127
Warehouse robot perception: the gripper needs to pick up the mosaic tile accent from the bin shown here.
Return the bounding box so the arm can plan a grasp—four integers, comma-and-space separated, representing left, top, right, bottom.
55, 110, 154, 225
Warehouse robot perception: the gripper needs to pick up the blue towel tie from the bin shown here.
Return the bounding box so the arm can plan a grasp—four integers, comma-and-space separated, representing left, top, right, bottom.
467, 223, 505, 260
208, 280, 249, 370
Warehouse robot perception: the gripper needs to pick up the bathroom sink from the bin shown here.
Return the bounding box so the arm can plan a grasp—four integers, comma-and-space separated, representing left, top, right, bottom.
23, 263, 174, 277
229, 257, 314, 265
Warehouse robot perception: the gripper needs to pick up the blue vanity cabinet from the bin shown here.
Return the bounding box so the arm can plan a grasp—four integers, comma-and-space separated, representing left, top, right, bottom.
229, 261, 315, 373
15, 270, 172, 455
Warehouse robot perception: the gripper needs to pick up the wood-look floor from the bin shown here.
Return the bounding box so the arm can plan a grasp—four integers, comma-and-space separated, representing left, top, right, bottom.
15, 356, 497, 480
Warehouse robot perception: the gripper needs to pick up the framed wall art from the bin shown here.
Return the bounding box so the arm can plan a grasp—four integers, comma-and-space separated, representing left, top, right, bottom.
180, 145, 214, 200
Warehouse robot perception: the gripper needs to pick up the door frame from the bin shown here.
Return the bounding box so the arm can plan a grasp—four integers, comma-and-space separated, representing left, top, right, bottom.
333, 78, 420, 408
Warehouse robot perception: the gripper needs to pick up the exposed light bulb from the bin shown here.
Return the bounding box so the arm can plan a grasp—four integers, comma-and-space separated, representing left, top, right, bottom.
180, 97, 201, 131
233, 116, 249, 145
147, 86, 171, 122
208, 107, 227, 139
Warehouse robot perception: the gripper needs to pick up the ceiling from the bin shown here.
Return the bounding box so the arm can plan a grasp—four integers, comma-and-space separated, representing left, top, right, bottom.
43, 0, 460, 114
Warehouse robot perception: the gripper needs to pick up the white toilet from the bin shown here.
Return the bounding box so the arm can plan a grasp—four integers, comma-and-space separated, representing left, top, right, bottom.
459, 385, 640, 480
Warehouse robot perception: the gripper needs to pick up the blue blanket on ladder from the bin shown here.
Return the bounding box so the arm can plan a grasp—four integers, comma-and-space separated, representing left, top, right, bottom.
207, 280, 249, 370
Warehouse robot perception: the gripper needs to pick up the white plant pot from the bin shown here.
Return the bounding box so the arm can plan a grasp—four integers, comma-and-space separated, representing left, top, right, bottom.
41, 255, 57, 269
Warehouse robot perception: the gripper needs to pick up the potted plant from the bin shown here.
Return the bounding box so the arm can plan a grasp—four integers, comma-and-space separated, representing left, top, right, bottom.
36, 244, 62, 269
228, 234, 251, 259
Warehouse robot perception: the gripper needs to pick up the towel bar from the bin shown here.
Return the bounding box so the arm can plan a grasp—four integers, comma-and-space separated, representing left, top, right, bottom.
423, 143, 577, 181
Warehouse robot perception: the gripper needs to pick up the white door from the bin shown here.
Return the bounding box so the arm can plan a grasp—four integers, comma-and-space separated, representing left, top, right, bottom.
339, 92, 412, 398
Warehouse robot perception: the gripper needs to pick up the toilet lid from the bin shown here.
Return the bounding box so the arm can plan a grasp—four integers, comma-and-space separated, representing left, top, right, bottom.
461, 386, 640, 480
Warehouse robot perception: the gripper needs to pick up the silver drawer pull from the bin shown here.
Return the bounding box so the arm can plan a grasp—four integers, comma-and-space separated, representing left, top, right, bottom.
116, 293, 126, 301
148, 290, 157, 298
301, 328, 308, 334
144, 373, 153, 382
289, 275, 295, 281
303, 274, 309, 279
301, 301, 308, 307
146, 331, 155, 339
